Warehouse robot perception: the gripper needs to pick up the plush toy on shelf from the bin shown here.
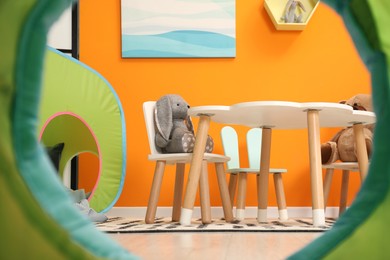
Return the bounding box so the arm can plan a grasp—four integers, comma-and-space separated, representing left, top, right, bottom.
282, 0, 306, 23
154, 94, 214, 153
321, 94, 375, 164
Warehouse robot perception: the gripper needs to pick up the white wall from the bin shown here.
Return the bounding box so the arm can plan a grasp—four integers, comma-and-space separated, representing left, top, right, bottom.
47, 7, 72, 50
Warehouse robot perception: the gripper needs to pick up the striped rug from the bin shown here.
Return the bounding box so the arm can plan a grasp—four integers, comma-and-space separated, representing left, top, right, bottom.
96, 217, 335, 233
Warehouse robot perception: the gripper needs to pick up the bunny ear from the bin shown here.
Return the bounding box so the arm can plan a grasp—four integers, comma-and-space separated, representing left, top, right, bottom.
155, 95, 173, 144
297, 1, 306, 11
186, 116, 194, 134
285, 0, 293, 12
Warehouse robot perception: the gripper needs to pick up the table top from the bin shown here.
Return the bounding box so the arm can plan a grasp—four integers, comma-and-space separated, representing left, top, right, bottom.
188, 101, 376, 129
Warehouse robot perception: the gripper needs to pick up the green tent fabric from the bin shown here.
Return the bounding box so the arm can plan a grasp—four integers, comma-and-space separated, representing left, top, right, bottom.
289, 0, 390, 259
39, 47, 127, 213
0, 0, 137, 259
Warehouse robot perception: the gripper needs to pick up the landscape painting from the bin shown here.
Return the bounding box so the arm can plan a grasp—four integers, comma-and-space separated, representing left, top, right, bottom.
121, 0, 236, 58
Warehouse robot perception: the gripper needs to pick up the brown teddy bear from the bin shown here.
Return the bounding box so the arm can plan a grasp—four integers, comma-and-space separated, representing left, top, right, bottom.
321, 94, 374, 164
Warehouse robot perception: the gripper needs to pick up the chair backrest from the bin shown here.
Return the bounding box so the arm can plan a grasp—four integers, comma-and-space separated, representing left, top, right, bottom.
143, 101, 161, 155
220, 126, 240, 169
246, 128, 262, 169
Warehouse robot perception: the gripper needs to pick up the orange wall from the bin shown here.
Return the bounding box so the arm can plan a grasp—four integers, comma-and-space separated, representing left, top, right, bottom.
79, 1, 370, 208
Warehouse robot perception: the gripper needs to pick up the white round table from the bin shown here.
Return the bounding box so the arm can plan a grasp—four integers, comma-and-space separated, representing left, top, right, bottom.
179, 101, 375, 227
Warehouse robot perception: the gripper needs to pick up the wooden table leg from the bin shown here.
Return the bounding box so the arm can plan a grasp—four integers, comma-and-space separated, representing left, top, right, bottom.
353, 123, 369, 181
307, 110, 325, 227
180, 115, 210, 225
257, 127, 272, 223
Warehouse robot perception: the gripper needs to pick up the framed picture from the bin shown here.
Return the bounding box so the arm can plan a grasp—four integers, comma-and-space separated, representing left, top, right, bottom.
121, 0, 236, 58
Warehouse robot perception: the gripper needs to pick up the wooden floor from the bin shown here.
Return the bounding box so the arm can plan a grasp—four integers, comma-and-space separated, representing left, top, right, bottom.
110, 231, 322, 259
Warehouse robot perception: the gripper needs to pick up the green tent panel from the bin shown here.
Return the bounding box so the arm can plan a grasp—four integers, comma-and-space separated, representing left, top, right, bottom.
0, 0, 137, 258
290, 0, 390, 258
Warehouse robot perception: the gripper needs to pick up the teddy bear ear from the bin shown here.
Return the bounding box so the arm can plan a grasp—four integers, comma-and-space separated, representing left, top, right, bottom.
155, 95, 173, 143
353, 104, 367, 111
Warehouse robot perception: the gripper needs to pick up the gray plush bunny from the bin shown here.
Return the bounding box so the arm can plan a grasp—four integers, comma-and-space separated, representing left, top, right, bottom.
282, 0, 306, 23
154, 94, 214, 153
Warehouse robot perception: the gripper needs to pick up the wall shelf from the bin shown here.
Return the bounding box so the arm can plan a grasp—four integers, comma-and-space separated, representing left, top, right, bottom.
264, 0, 320, 31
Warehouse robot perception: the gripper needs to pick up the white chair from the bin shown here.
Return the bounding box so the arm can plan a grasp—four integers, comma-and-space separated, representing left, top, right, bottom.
322, 162, 360, 217
143, 101, 233, 224
221, 126, 288, 221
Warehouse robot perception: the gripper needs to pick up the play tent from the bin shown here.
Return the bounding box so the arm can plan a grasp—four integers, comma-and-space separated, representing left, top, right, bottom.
290, 0, 390, 258
39, 47, 127, 213
2, 0, 390, 258
0, 0, 136, 258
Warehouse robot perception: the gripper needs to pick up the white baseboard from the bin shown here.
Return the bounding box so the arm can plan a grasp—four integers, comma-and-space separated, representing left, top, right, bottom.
107, 206, 340, 219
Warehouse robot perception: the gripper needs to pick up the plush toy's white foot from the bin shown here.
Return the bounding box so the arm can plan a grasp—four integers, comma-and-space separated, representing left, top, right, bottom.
257, 209, 268, 223
235, 209, 245, 221
312, 209, 325, 227
278, 209, 289, 221
179, 208, 193, 225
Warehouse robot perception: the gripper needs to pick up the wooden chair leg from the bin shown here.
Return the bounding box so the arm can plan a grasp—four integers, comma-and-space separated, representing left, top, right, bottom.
236, 172, 247, 220
145, 161, 166, 224
199, 160, 211, 224
215, 162, 234, 222
323, 168, 334, 212
273, 173, 288, 220
172, 163, 185, 222
339, 170, 350, 216
228, 174, 238, 206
